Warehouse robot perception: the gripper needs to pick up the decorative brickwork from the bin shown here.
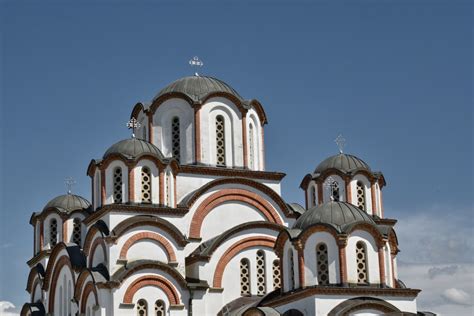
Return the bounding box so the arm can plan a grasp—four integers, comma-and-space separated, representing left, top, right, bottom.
123, 275, 180, 305
119, 232, 177, 262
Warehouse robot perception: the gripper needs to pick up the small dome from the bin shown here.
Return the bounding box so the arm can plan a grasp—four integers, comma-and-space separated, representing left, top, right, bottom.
154, 76, 243, 102
314, 153, 371, 175
103, 138, 164, 160
292, 201, 376, 232
43, 194, 91, 213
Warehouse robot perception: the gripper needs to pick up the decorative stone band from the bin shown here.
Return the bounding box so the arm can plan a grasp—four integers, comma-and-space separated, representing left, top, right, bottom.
123, 275, 181, 305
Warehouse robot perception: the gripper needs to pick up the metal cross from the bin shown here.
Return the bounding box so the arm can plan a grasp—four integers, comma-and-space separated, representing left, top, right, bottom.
65, 177, 76, 194
126, 117, 141, 138
335, 134, 346, 154
189, 56, 203, 76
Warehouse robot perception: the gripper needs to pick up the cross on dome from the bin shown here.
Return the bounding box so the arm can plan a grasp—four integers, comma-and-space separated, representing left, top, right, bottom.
335, 134, 346, 154
64, 177, 76, 194
126, 117, 141, 138
189, 56, 204, 76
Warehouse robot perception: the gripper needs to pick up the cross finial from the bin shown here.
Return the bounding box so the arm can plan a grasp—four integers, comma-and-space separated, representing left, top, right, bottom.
189, 56, 203, 76
65, 177, 76, 194
126, 117, 141, 138
335, 134, 346, 154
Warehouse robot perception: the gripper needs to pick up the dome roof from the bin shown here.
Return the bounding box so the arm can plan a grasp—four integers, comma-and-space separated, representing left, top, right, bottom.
103, 138, 164, 160
314, 153, 371, 175
154, 76, 243, 102
292, 201, 376, 232
43, 194, 91, 213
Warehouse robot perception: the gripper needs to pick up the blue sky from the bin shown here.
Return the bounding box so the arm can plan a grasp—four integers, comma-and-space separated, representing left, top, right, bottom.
1, 0, 472, 314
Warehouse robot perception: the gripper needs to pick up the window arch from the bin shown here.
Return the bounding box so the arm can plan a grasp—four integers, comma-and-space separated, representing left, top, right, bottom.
249, 123, 255, 169
113, 167, 123, 203
50, 219, 58, 247
331, 181, 340, 202
356, 181, 366, 210
356, 241, 368, 283
272, 259, 281, 289
141, 167, 151, 203
316, 243, 329, 285
171, 116, 181, 162
155, 300, 166, 316
72, 218, 81, 245
240, 258, 251, 295
256, 250, 266, 295
310, 185, 317, 207
289, 249, 295, 290
137, 299, 147, 316
215, 115, 226, 166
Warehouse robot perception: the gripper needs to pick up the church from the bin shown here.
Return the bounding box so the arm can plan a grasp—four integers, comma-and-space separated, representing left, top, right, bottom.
21, 63, 431, 315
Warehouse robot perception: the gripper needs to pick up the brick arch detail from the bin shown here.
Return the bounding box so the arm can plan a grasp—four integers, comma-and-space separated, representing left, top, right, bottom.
119, 232, 177, 262
213, 236, 276, 288
189, 189, 283, 239
80, 281, 98, 314
88, 237, 107, 268
123, 275, 180, 305
47, 256, 75, 312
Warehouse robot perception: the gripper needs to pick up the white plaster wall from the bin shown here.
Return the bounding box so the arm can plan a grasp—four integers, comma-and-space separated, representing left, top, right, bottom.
134, 159, 160, 204
32, 282, 42, 303
303, 231, 340, 286
375, 183, 382, 217
136, 111, 148, 141
65, 214, 85, 245
105, 161, 129, 204
385, 243, 393, 287
43, 214, 63, 249
322, 174, 346, 203
351, 175, 372, 214
153, 98, 194, 164
200, 97, 243, 167
282, 242, 298, 292
346, 230, 380, 284
53, 264, 74, 315
246, 110, 263, 171
91, 242, 106, 268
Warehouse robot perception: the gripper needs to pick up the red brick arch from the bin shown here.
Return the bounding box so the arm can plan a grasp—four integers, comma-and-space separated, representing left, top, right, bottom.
88, 237, 107, 268
80, 281, 98, 313
213, 236, 276, 288
119, 232, 177, 262
47, 256, 75, 312
189, 189, 283, 239
123, 275, 180, 305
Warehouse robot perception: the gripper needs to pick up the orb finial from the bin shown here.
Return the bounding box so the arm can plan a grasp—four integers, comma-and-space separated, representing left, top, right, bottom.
335, 134, 346, 154
189, 56, 204, 76
65, 177, 76, 195
126, 117, 141, 138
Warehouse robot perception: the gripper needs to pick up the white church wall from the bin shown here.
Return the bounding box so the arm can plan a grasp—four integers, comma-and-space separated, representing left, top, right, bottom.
105, 160, 129, 205
136, 111, 148, 141
32, 282, 42, 303
351, 174, 373, 214
303, 231, 340, 286
282, 241, 298, 293
43, 213, 63, 249
274, 295, 315, 315
306, 181, 319, 208
385, 242, 393, 287
246, 110, 263, 171
346, 230, 380, 284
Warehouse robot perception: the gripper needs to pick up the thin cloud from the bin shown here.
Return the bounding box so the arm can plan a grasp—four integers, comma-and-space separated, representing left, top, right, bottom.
442, 288, 472, 306
0, 301, 19, 316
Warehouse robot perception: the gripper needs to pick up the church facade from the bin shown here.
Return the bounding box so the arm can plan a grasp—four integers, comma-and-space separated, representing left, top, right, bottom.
22, 73, 429, 316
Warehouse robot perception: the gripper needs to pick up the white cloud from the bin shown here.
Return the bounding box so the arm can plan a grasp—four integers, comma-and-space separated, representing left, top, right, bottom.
0, 301, 19, 316
442, 288, 472, 306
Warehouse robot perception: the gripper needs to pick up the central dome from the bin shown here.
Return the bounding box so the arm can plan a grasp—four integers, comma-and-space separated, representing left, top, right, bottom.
154, 76, 243, 102
314, 153, 371, 175
43, 194, 91, 213
292, 201, 376, 232
103, 138, 164, 160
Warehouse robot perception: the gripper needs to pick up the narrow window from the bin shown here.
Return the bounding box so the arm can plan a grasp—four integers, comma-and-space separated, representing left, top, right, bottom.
72, 218, 81, 245
142, 124, 147, 141
256, 250, 266, 295
356, 242, 368, 283
113, 167, 123, 203
137, 299, 147, 316
331, 181, 340, 202
289, 250, 295, 290
316, 243, 329, 285
311, 186, 316, 207
215, 115, 226, 166
240, 258, 251, 295
171, 117, 181, 162
155, 300, 165, 316
165, 170, 172, 207
356, 181, 366, 210
249, 124, 255, 169
141, 167, 151, 203
50, 219, 58, 247
272, 259, 281, 289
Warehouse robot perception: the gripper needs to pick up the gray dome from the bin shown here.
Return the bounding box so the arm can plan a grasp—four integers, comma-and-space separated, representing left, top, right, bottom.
154, 76, 242, 102
103, 138, 164, 160
292, 201, 376, 232
314, 153, 371, 175
43, 194, 91, 213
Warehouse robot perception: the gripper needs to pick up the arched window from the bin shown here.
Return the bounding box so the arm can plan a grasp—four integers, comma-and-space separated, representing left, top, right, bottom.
356, 181, 366, 210
155, 300, 166, 316
141, 167, 151, 203
215, 115, 226, 166
72, 218, 81, 245
356, 241, 368, 283
310, 186, 317, 207
137, 299, 147, 316
249, 123, 255, 169
240, 258, 251, 295
256, 250, 266, 295
331, 181, 340, 202
171, 117, 181, 162
50, 219, 58, 247
113, 167, 123, 203
289, 249, 295, 290
272, 259, 281, 289
316, 243, 329, 285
